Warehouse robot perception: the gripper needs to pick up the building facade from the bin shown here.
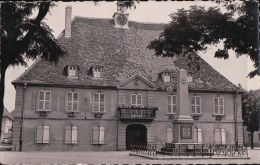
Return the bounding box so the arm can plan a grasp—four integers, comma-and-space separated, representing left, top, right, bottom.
12, 6, 244, 151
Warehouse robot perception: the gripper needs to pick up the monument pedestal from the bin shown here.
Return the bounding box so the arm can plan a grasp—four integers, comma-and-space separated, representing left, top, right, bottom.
172, 116, 194, 143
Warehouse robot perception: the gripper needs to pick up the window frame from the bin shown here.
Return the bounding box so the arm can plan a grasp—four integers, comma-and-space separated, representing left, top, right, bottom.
213, 97, 225, 115
163, 72, 171, 82
93, 66, 101, 78
37, 90, 51, 111
190, 96, 201, 114
65, 125, 78, 144
131, 94, 142, 106
187, 72, 193, 83
92, 126, 105, 145
35, 125, 50, 144
93, 92, 105, 112
66, 91, 79, 112
167, 95, 177, 114
68, 65, 77, 78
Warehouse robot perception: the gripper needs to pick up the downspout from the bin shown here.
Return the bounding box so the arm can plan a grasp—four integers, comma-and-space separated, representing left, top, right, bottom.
19, 82, 27, 151
233, 91, 238, 148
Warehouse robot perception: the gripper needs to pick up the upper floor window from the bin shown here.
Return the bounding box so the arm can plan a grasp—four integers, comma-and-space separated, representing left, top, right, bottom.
93, 67, 101, 78
67, 92, 79, 112
131, 94, 142, 106
187, 72, 193, 83
92, 126, 105, 145
163, 72, 171, 82
38, 91, 51, 111
213, 97, 224, 115
36, 125, 50, 144
65, 125, 78, 144
191, 96, 201, 114
93, 93, 105, 112
68, 65, 77, 77
168, 95, 176, 114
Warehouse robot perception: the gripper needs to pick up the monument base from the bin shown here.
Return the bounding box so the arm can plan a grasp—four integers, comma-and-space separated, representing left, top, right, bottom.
172, 116, 194, 143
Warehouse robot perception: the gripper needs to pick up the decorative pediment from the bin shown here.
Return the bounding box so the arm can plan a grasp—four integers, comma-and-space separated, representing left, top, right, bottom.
117, 74, 158, 90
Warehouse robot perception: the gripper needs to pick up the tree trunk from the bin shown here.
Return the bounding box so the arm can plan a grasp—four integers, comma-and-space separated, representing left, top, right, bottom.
0, 66, 7, 139
250, 131, 254, 149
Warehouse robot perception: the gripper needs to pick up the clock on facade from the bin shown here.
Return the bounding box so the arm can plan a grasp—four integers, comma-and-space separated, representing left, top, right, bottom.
117, 14, 128, 26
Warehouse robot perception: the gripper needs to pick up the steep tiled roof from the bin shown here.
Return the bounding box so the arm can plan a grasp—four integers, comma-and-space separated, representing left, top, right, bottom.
13, 16, 238, 92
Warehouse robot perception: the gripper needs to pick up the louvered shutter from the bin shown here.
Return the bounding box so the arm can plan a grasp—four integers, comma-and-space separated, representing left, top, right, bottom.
72, 126, 78, 144
92, 127, 99, 144
73, 93, 78, 112
193, 128, 198, 143
214, 98, 219, 114
214, 128, 221, 144
131, 94, 136, 106
219, 97, 224, 115
31, 91, 37, 111
45, 91, 51, 110
99, 127, 105, 144
137, 94, 142, 106
67, 92, 72, 111
172, 95, 177, 113
196, 97, 201, 113
167, 95, 172, 113
36, 126, 43, 143
166, 128, 173, 143
191, 97, 196, 113
65, 126, 72, 143
42, 125, 50, 143
100, 93, 105, 112
221, 129, 226, 144
38, 91, 44, 111
93, 93, 99, 112
197, 128, 202, 143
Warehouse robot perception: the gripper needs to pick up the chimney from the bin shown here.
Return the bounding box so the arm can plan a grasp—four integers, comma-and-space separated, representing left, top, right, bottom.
65, 5, 72, 37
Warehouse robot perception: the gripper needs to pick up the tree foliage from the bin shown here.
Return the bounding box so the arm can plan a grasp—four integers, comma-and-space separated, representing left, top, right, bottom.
0, 2, 66, 138
242, 90, 260, 148
147, 1, 259, 78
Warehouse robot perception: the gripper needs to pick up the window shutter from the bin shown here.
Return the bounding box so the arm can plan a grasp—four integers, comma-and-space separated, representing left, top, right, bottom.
36, 126, 43, 143
73, 93, 79, 112
100, 93, 105, 112
198, 128, 202, 143
167, 95, 171, 113
219, 97, 224, 115
191, 96, 195, 105
63, 65, 68, 76
71, 126, 78, 144
99, 127, 105, 144
166, 128, 173, 143
38, 91, 44, 111
92, 127, 99, 144
221, 128, 226, 144
93, 93, 99, 112
51, 92, 57, 111
45, 91, 51, 110
214, 128, 221, 144
194, 128, 198, 143
214, 98, 219, 114
43, 125, 50, 143
172, 95, 177, 113
65, 126, 72, 143
137, 94, 142, 106
31, 91, 37, 112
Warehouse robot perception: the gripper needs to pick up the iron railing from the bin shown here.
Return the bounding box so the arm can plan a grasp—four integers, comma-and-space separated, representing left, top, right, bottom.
117, 106, 158, 120
130, 143, 248, 158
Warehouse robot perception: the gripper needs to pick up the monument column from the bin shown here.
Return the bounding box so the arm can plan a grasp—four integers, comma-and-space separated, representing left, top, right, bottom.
172, 69, 194, 143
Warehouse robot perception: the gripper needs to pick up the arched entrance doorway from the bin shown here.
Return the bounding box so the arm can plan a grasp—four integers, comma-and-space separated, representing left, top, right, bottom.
126, 124, 147, 150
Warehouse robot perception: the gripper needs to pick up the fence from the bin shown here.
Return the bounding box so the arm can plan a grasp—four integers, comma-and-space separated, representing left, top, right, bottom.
130, 143, 248, 158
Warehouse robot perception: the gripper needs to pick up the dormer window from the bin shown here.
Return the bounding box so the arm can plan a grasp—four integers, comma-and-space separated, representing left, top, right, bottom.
93, 67, 101, 78
163, 72, 171, 82
187, 72, 193, 83
68, 65, 77, 77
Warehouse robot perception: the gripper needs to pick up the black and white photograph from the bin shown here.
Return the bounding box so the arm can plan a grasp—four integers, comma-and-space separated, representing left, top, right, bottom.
0, 1, 260, 164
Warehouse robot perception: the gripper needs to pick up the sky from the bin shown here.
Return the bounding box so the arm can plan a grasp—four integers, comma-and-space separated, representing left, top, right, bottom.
4, 1, 260, 112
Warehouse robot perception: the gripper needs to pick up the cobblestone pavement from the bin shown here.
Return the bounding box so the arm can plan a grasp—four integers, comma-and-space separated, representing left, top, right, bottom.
0, 149, 259, 164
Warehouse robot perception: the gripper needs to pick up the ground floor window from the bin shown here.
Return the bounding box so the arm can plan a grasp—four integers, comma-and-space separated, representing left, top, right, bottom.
92, 126, 105, 144
194, 128, 202, 143
214, 128, 226, 144
36, 125, 50, 144
166, 128, 173, 143
65, 125, 78, 144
